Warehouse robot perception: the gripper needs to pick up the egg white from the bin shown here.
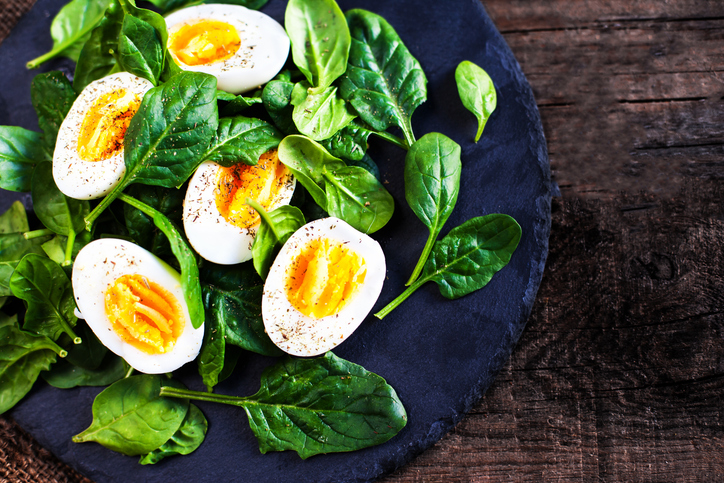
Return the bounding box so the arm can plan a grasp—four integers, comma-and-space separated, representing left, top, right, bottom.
53, 72, 153, 200
262, 217, 386, 357
183, 160, 295, 265
165, 4, 290, 94
72, 238, 204, 374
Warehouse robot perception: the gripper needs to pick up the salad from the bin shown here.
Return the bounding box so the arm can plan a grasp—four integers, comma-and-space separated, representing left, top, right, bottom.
0, 0, 521, 467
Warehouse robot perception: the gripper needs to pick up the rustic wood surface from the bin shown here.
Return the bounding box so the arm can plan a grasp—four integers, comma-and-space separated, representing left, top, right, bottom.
2, 0, 723, 481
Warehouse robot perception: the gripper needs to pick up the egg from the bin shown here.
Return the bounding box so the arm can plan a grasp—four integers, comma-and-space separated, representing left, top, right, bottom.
53, 72, 153, 200
183, 149, 295, 265
262, 217, 386, 357
165, 4, 290, 94
72, 238, 204, 374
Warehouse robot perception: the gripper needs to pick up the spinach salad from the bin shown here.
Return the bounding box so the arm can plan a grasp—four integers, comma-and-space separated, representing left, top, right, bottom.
0, 0, 519, 465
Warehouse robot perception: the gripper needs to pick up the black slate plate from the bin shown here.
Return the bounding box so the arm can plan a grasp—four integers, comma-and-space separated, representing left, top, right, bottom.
0, 0, 551, 481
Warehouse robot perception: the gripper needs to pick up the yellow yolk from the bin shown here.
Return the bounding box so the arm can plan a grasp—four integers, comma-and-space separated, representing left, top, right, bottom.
169, 19, 241, 66
77, 88, 141, 162
215, 150, 290, 229
104, 274, 185, 354
285, 237, 367, 318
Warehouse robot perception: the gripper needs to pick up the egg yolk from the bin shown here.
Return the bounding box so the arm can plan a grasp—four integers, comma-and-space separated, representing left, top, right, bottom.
215, 150, 290, 229
104, 274, 185, 355
169, 19, 241, 66
77, 88, 142, 162
285, 237, 367, 318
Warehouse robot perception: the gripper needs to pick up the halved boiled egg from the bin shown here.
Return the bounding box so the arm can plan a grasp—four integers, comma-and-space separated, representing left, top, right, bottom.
53, 72, 153, 200
165, 4, 290, 94
183, 149, 295, 265
72, 239, 204, 374
262, 217, 386, 357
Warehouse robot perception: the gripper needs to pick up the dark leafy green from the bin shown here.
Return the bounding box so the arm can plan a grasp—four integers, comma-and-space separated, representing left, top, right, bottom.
204, 116, 283, 166
262, 77, 297, 135
376, 214, 522, 318
249, 201, 305, 279
32, 163, 90, 237
40, 232, 92, 267
42, 352, 128, 389
347, 153, 380, 181
197, 307, 225, 392
159, 352, 407, 459
290, 82, 356, 141
118, 14, 164, 85
0, 127, 46, 192
218, 92, 263, 117
73, 375, 189, 456
31, 72, 77, 158
339, 9, 427, 147
321, 120, 373, 162
139, 404, 207, 465
73, 0, 124, 92
404, 133, 461, 284
123, 184, 184, 262
455, 60, 497, 142
146, 0, 269, 14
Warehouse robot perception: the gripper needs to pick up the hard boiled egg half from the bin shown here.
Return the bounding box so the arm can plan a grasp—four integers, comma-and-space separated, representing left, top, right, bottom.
53, 72, 153, 200
165, 4, 290, 94
183, 149, 295, 265
262, 217, 386, 357
72, 239, 204, 374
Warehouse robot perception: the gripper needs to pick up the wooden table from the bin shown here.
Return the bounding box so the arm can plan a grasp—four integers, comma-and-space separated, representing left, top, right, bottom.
2, 0, 723, 481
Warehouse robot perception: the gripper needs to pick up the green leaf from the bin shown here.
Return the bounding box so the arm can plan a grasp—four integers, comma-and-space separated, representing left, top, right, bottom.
42, 352, 128, 389
0, 316, 65, 414
285, 0, 351, 90
197, 308, 225, 392
251, 203, 305, 279
262, 77, 297, 135
201, 263, 283, 357
291, 83, 356, 141
0, 201, 30, 234
320, 120, 373, 162
26, 0, 113, 69
31, 72, 77, 157
218, 92, 263, 117
455, 61, 497, 142
32, 163, 90, 236
40, 232, 91, 266
404, 133, 462, 284
204, 116, 283, 167
60, 321, 107, 370
139, 404, 207, 465
73, 375, 189, 456
73, 0, 124, 93
339, 9, 427, 147
0, 127, 46, 192
118, 14, 165, 85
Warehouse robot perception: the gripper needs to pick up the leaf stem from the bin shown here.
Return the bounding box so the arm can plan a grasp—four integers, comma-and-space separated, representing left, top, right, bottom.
84, 181, 128, 231
160, 386, 248, 408
245, 198, 279, 240
405, 229, 436, 286
26, 21, 98, 69
63, 230, 76, 267
24, 229, 54, 240
371, 131, 409, 150
374, 277, 426, 319
124, 366, 135, 378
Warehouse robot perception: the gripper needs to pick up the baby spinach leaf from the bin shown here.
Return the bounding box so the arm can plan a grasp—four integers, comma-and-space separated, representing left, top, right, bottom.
204, 116, 283, 167
42, 352, 128, 389
320, 120, 373, 162
262, 77, 297, 135
218, 344, 243, 383
285, 0, 351, 90
404, 133, 462, 284
26, 0, 112, 69
159, 352, 407, 458
249, 202, 305, 279
197, 308, 225, 393
40, 232, 92, 267
9, 254, 80, 342
347, 153, 381, 181
218, 92, 263, 117
0, 201, 30, 234
59, 321, 107, 370
123, 184, 184, 262
290, 83, 356, 141
0, 127, 46, 192
32, 163, 90, 237
201, 263, 283, 357
0, 203, 51, 297
73, 0, 124, 93
339, 9, 427, 147
0, 316, 66, 415
73, 375, 189, 455
31, 72, 77, 158
455, 60, 497, 142
139, 404, 207, 465
323, 165, 394, 234
375, 214, 522, 319
147, 0, 268, 14
118, 14, 164, 85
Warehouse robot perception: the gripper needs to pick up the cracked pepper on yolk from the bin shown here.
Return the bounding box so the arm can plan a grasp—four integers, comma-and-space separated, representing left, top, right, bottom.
77, 88, 141, 162
285, 237, 367, 318
215, 149, 290, 229
169, 19, 241, 66
104, 274, 185, 354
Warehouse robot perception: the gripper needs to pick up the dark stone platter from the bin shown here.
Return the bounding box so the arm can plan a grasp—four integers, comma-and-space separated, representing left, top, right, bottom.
0, 0, 551, 481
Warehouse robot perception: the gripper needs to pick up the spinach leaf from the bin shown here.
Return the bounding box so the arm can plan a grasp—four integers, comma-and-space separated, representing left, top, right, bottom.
218, 92, 263, 117
375, 214, 522, 318
147, 0, 269, 14
73, 0, 124, 93
0, 201, 30, 234
31, 72, 77, 158
249, 201, 305, 279
123, 184, 184, 262
59, 321, 107, 370
0, 127, 46, 192
119, 194, 204, 330
404, 133, 461, 285
197, 307, 225, 392
290, 82, 356, 141
118, 14, 165, 85
455, 61, 497, 142
262, 77, 297, 135
9, 254, 80, 342
26, 0, 112, 69
201, 263, 283, 357
204, 116, 283, 167
85, 72, 218, 229
40, 232, 92, 267
73, 375, 189, 456
159, 352, 407, 458
320, 120, 373, 162
42, 352, 128, 389
32, 163, 89, 237
139, 403, 207, 465
323, 165, 394, 234
285, 0, 351, 90
347, 153, 380, 181
339, 9, 427, 147
0, 315, 66, 415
